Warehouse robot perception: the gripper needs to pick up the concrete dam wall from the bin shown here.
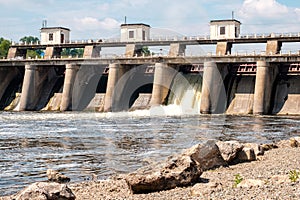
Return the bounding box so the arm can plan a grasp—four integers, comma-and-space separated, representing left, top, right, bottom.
1, 60, 300, 115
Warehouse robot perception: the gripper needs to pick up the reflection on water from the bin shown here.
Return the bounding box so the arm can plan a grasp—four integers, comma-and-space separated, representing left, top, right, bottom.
0, 111, 299, 196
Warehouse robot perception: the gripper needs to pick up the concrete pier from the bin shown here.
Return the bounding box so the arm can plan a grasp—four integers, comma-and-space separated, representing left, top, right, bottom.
125, 44, 143, 57
19, 65, 37, 111
266, 40, 282, 55
200, 62, 227, 114
44, 47, 62, 58
103, 63, 129, 112
7, 47, 27, 59
83, 45, 101, 58
169, 43, 186, 56
253, 61, 277, 114
60, 64, 79, 111
150, 63, 178, 106
216, 42, 232, 55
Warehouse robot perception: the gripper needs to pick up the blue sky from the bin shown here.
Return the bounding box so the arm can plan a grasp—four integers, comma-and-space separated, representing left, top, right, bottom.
0, 0, 300, 41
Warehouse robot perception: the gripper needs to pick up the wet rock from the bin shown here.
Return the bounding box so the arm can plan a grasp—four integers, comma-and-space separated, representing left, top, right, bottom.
125, 155, 202, 194
237, 179, 264, 188
47, 169, 70, 183
13, 182, 75, 200
183, 140, 227, 171
216, 141, 244, 162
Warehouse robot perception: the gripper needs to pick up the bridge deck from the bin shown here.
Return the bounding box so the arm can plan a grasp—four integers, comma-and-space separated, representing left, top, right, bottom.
10, 34, 300, 50
1, 54, 300, 67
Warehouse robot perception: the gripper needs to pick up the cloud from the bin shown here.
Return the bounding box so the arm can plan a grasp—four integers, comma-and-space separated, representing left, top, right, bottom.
75, 17, 120, 31
239, 0, 289, 19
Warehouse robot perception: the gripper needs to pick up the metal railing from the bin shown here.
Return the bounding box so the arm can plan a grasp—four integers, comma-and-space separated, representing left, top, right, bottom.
11, 32, 300, 46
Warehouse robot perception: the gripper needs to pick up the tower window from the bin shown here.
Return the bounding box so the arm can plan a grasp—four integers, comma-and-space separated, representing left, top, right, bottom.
49, 33, 53, 41
220, 27, 225, 35
129, 31, 134, 39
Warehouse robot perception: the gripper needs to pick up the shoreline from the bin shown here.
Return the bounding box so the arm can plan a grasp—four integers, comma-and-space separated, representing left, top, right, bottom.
1, 138, 300, 199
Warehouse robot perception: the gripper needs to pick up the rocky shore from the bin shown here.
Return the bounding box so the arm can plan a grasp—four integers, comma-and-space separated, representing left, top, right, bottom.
1, 138, 300, 200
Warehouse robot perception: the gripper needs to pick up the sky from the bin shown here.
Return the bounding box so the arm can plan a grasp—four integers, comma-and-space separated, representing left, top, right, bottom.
0, 0, 300, 42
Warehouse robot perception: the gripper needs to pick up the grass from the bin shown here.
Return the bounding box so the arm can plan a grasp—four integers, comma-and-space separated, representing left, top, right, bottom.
233, 174, 244, 187
289, 170, 300, 182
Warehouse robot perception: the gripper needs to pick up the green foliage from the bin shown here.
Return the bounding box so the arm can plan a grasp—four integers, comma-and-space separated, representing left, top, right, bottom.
61, 48, 84, 58
0, 37, 11, 58
19, 36, 41, 58
19, 36, 39, 44
289, 170, 300, 182
233, 174, 243, 188
141, 46, 151, 56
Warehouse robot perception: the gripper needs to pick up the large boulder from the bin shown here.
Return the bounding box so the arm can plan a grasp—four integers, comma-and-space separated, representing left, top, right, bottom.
125, 140, 227, 194
12, 182, 75, 200
184, 140, 227, 170
216, 141, 244, 163
126, 155, 202, 194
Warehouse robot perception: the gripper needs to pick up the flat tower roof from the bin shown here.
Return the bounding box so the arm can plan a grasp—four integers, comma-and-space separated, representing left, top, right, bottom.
210, 19, 241, 24
120, 23, 150, 27
40, 27, 71, 31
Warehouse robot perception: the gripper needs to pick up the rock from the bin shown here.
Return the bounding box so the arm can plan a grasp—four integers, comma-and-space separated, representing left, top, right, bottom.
237, 179, 264, 188
216, 141, 244, 162
244, 143, 264, 156
261, 143, 278, 151
183, 140, 227, 171
47, 169, 70, 183
232, 147, 256, 164
125, 155, 202, 194
289, 137, 300, 148
13, 182, 75, 200
290, 138, 299, 148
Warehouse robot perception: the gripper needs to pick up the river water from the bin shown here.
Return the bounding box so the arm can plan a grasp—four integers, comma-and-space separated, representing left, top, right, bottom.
0, 109, 300, 196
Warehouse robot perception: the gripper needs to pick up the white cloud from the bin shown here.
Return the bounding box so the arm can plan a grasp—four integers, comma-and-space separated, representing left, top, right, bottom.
75, 17, 120, 31
240, 0, 289, 19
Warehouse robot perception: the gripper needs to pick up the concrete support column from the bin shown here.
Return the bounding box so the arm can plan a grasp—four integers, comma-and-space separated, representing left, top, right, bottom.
216, 42, 232, 55
60, 64, 79, 111
253, 61, 273, 115
200, 62, 226, 114
168, 43, 186, 56
150, 63, 177, 106
103, 63, 124, 112
125, 44, 142, 57
83, 45, 101, 58
44, 47, 62, 59
19, 65, 37, 111
7, 47, 27, 59
266, 40, 282, 55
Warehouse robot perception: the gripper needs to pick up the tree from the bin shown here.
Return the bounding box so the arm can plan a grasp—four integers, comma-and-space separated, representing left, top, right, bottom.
141, 46, 151, 56
19, 36, 39, 44
61, 48, 84, 58
19, 36, 42, 58
0, 38, 11, 59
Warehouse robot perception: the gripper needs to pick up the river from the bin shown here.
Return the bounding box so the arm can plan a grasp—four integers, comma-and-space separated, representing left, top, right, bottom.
0, 109, 300, 196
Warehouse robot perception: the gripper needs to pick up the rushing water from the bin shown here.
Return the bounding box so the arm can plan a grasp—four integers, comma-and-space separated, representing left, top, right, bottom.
0, 109, 300, 196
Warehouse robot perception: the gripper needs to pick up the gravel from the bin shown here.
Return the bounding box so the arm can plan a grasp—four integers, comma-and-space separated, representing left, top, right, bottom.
69, 144, 300, 200
2, 141, 300, 200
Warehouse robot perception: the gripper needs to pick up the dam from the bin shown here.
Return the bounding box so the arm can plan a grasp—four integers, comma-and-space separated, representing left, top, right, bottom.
1, 19, 300, 115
